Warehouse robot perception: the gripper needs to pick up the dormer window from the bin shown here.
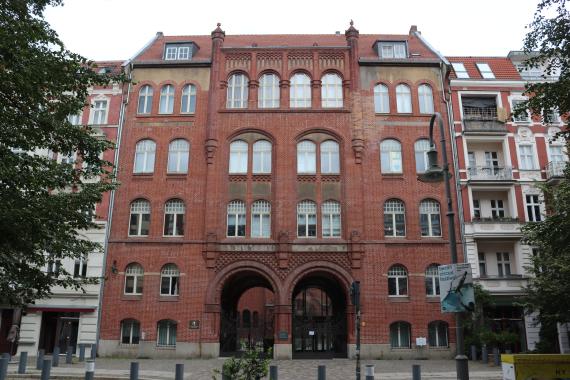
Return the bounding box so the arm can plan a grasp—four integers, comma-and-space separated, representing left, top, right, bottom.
164, 43, 194, 61
451, 63, 469, 79
377, 42, 407, 59
476, 63, 495, 79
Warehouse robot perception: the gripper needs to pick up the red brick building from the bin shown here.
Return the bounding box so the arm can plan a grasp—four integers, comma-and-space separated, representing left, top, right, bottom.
99, 23, 463, 359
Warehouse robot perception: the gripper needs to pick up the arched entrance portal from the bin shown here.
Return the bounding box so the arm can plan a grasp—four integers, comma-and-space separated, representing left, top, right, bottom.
220, 271, 275, 356
292, 273, 347, 358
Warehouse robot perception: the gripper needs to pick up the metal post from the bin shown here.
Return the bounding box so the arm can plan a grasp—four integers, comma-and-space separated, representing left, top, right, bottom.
412, 364, 421, 380
52, 347, 60, 367
18, 352, 28, 374
85, 360, 95, 380
364, 364, 374, 380
79, 345, 85, 362
470, 345, 477, 361
481, 345, 488, 364
66, 346, 73, 364
41, 359, 51, 380
36, 349, 45, 370
90, 344, 96, 360
130, 362, 139, 380
493, 347, 500, 366
318, 365, 326, 380
269, 365, 278, 380
0, 357, 8, 380
427, 113, 469, 380
175, 363, 183, 380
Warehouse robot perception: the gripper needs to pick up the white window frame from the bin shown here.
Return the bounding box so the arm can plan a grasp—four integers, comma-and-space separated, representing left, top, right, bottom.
378, 42, 407, 59
252, 140, 272, 174
497, 252, 512, 277
478, 252, 487, 277
418, 84, 434, 114
156, 320, 177, 347
425, 265, 440, 296
124, 264, 143, 295
73, 259, 88, 278
321, 73, 343, 108
180, 84, 196, 114
229, 140, 249, 174
321, 201, 341, 238
428, 321, 449, 347
90, 99, 108, 125
414, 139, 430, 173
67, 112, 83, 125
137, 85, 153, 115
297, 140, 317, 174
297, 200, 317, 238
227, 200, 246, 237
177, 46, 190, 60
452, 63, 469, 79
167, 139, 189, 174
120, 319, 140, 345
476, 63, 495, 79
525, 194, 542, 222
388, 265, 408, 297
420, 200, 442, 237
384, 199, 406, 237
165, 46, 177, 60
251, 200, 271, 238
134, 140, 156, 174
160, 264, 180, 296
129, 200, 150, 237
163, 200, 185, 237
396, 84, 412, 113
290, 73, 311, 108
380, 139, 402, 174
320, 140, 340, 174
510, 98, 530, 123
258, 73, 280, 108
490, 199, 505, 218
159, 84, 175, 114
374, 84, 390, 113
518, 144, 536, 170
549, 144, 566, 163
227, 73, 248, 109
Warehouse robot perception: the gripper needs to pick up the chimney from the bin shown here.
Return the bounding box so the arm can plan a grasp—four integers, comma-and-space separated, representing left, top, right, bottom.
409, 25, 419, 35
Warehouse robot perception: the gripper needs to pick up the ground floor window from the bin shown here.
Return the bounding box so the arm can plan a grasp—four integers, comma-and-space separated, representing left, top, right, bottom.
390, 321, 411, 348
121, 319, 140, 344
428, 321, 448, 347
157, 320, 177, 347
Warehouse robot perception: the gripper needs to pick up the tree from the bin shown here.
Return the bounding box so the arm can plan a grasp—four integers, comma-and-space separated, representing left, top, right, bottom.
521, 166, 570, 334
519, 0, 570, 126
0, 0, 123, 306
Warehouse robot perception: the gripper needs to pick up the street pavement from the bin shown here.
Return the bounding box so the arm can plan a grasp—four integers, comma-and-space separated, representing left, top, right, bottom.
6, 357, 503, 380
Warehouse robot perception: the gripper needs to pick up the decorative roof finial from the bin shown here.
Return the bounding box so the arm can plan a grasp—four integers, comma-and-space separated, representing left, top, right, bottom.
217, 23, 221, 27
350, 19, 354, 26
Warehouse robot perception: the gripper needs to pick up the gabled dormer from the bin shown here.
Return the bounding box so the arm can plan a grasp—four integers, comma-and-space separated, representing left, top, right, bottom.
163, 42, 199, 61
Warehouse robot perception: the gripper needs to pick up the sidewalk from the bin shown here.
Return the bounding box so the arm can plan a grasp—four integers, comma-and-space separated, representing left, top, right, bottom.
6, 357, 504, 380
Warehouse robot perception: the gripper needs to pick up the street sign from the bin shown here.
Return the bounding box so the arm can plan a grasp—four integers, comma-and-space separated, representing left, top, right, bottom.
438, 263, 475, 313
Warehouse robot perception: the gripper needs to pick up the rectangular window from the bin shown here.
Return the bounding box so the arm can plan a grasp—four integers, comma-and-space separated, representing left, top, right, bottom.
177, 46, 190, 60
543, 109, 561, 124
73, 259, 88, 278
452, 63, 469, 79
164, 44, 194, 61
550, 146, 565, 163
490, 200, 505, 218
478, 252, 487, 277
497, 252, 511, 277
519, 145, 535, 170
473, 199, 480, 219
511, 99, 530, 122
378, 42, 407, 59
525, 194, 541, 222
476, 63, 495, 79
92, 100, 108, 125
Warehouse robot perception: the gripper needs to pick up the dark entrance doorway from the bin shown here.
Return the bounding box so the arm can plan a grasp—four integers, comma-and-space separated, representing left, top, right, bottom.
38, 312, 79, 354
292, 274, 347, 358
0, 309, 17, 355
220, 271, 275, 356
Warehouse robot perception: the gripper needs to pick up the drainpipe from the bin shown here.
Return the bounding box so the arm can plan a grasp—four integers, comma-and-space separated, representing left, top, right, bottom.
94, 63, 132, 354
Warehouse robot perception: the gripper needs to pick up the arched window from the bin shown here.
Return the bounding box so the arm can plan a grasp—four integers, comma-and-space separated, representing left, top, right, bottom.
181, 84, 197, 113
380, 139, 402, 173
320, 140, 340, 174
160, 264, 179, 296
124, 263, 143, 295
159, 84, 175, 114
227, 200, 246, 237
321, 73, 343, 108
252, 140, 272, 174
252, 311, 259, 328
229, 140, 248, 174
164, 199, 185, 236
414, 139, 430, 173
297, 140, 316, 174
420, 200, 442, 237
290, 73, 311, 108
428, 321, 449, 347
425, 264, 440, 296
120, 319, 140, 344
390, 321, 411, 348
384, 199, 405, 237
242, 310, 251, 328
418, 84, 434, 114
157, 320, 177, 347
322, 201, 341, 238
167, 139, 189, 173
251, 200, 271, 238
374, 84, 390, 113
129, 200, 150, 236
258, 73, 280, 108
134, 139, 156, 174
227, 73, 248, 109
297, 200, 317, 237
137, 85, 153, 114
388, 265, 408, 296
396, 84, 412, 113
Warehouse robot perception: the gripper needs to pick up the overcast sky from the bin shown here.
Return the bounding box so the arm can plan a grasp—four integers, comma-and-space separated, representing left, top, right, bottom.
45, 0, 539, 61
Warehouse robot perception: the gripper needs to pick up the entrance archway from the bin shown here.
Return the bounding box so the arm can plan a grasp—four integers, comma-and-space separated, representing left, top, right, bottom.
219, 270, 275, 356
292, 273, 347, 358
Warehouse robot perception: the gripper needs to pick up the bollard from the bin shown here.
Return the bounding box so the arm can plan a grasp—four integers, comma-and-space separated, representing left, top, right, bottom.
79, 345, 85, 362
36, 349, 45, 370
0, 357, 8, 380
493, 347, 500, 366
130, 362, 139, 380
52, 347, 60, 367
365, 364, 374, 380
66, 346, 73, 364
317, 365, 326, 380
412, 364, 421, 380
41, 359, 51, 380
269, 365, 278, 380
481, 345, 488, 364
85, 359, 95, 380
470, 345, 477, 361
90, 344, 96, 360
18, 352, 28, 374
175, 363, 184, 380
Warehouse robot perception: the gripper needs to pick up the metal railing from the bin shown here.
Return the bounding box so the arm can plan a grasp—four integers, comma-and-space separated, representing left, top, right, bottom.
463, 106, 498, 121
546, 161, 566, 179
468, 166, 512, 181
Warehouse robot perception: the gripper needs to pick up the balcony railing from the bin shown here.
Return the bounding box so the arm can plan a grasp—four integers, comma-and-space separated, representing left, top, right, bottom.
463, 106, 498, 121
472, 217, 519, 223
468, 166, 513, 181
462, 107, 506, 133
479, 274, 524, 280
546, 161, 566, 179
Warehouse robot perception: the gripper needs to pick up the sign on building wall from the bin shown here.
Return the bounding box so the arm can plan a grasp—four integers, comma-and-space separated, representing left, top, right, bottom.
439, 263, 475, 313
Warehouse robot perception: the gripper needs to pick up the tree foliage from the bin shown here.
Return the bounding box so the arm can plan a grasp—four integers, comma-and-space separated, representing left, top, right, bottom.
0, 0, 123, 305
521, 0, 570, 126
521, 166, 570, 327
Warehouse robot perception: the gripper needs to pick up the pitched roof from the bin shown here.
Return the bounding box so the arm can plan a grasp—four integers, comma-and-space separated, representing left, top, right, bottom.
93, 60, 124, 75
446, 56, 521, 80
